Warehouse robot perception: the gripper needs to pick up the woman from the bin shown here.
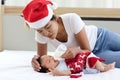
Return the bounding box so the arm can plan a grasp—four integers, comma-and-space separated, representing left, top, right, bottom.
22, 0, 120, 71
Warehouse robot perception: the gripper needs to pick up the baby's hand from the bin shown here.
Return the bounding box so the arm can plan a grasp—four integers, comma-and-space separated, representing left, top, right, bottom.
49, 68, 62, 76
49, 68, 71, 76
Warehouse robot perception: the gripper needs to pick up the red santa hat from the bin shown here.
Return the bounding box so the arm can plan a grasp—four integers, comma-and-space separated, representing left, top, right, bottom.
22, 0, 57, 29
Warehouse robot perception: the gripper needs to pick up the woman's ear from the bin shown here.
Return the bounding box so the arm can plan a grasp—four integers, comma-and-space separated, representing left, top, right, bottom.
48, 68, 52, 72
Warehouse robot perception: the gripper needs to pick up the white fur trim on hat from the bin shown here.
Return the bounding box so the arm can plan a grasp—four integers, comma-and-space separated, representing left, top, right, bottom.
26, 5, 54, 29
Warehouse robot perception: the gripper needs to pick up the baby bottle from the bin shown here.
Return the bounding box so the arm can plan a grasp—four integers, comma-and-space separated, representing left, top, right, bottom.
54, 44, 67, 59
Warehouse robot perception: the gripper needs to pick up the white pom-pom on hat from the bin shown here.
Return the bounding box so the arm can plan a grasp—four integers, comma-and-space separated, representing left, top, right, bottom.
49, 2, 58, 10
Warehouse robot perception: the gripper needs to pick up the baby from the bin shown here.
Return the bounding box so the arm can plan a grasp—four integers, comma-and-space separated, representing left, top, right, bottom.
37, 51, 115, 78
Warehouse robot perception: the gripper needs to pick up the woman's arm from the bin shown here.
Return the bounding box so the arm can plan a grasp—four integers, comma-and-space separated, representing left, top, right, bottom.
32, 42, 47, 71
75, 27, 91, 51
61, 27, 91, 59
37, 42, 47, 56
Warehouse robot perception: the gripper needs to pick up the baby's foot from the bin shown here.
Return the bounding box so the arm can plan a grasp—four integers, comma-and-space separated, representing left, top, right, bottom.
104, 62, 116, 71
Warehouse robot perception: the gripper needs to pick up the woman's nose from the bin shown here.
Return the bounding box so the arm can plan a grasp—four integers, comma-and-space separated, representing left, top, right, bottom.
43, 30, 51, 36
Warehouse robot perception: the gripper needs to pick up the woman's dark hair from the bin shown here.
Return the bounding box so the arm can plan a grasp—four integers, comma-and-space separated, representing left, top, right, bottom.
50, 15, 56, 21
37, 57, 49, 73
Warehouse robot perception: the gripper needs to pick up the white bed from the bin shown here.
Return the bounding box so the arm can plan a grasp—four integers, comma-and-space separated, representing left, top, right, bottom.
0, 50, 120, 80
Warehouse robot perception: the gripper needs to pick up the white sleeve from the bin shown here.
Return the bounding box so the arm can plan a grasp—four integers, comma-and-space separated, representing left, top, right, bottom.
70, 13, 85, 34
35, 31, 47, 44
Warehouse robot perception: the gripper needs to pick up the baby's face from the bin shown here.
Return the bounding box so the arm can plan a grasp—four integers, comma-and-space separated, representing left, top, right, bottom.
41, 55, 58, 69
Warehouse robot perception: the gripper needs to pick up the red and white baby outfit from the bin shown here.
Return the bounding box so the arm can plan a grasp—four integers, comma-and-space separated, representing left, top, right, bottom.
65, 51, 105, 78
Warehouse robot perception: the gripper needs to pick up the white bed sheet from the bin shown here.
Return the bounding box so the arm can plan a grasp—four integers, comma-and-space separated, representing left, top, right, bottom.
0, 50, 120, 80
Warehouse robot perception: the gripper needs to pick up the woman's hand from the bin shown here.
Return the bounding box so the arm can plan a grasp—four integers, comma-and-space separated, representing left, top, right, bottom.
61, 47, 90, 59
61, 47, 81, 59
31, 55, 41, 71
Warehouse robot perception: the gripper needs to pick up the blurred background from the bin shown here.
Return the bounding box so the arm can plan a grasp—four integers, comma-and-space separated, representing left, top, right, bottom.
1, 0, 120, 51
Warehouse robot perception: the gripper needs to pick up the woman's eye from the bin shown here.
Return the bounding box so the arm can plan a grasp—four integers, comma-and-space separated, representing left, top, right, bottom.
37, 30, 42, 33
46, 26, 50, 29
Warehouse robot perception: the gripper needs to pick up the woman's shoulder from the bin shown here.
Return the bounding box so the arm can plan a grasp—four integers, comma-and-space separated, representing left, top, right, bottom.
60, 13, 82, 24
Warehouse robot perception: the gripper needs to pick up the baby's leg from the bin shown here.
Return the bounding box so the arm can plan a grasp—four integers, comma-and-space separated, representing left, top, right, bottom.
93, 61, 116, 72
102, 62, 116, 72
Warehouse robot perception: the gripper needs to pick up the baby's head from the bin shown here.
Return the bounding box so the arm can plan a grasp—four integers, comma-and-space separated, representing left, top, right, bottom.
37, 55, 59, 73
37, 56, 48, 73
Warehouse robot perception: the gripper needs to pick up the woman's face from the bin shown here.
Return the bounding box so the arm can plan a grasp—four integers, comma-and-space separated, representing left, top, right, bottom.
36, 20, 58, 39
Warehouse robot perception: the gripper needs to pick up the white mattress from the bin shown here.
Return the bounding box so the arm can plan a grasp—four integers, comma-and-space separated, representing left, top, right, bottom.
0, 50, 120, 80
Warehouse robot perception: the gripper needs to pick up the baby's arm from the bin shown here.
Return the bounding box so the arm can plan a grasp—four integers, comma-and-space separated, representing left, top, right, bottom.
49, 68, 71, 76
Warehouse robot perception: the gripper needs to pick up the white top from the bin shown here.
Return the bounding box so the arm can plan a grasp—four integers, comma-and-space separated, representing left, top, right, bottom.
35, 13, 98, 51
